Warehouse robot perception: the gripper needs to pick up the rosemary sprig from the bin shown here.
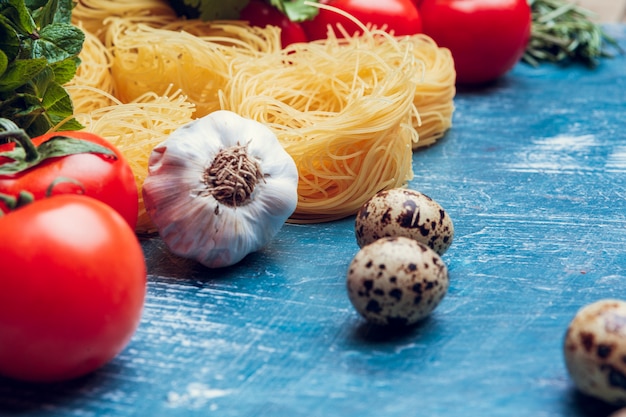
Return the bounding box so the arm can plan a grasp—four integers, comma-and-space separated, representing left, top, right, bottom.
523, 0, 624, 67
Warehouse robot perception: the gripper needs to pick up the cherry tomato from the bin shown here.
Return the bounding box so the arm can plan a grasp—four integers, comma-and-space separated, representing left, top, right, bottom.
302, 0, 422, 41
0, 130, 139, 229
240, 0, 308, 47
419, 0, 532, 84
0, 195, 146, 382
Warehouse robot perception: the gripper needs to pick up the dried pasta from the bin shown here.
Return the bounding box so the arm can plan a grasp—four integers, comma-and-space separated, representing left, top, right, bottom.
67, 3, 455, 229
220, 30, 421, 221
72, 0, 177, 41
65, 24, 116, 112
105, 16, 281, 117
408, 35, 456, 148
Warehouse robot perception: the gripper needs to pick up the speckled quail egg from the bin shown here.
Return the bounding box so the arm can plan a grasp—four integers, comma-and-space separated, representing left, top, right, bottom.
564, 299, 626, 405
346, 236, 449, 326
355, 188, 454, 255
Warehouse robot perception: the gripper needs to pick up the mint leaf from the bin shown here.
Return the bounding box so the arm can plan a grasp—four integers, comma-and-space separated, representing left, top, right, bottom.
50, 57, 79, 85
0, 16, 20, 62
29, 0, 74, 27
1, 92, 45, 134
33, 24, 84, 63
42, 81, 74, 119
269, 0, 319, 22
0, 0, 83, 137
0, 58, 47, 92
25, 0, 51, 9
1, 0, 38, 35
0, 51, 8, 77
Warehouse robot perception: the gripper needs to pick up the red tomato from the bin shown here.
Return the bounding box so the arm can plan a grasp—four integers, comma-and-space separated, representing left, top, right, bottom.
302, 0, 422, 41
0, 131, 139, 229
240, 0, 308, 47
0, 195, 146, 382
419, 0, 532, 84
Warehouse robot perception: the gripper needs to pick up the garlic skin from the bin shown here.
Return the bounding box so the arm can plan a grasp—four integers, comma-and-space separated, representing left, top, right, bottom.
142, 110, 299, 268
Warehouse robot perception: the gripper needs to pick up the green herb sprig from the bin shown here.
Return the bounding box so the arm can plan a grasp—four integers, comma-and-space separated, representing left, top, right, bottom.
524, 0, 624, 67
0, 0, 84, 138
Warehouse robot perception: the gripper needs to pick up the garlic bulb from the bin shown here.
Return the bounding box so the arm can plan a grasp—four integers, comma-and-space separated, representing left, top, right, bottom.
142, 110, 299, 268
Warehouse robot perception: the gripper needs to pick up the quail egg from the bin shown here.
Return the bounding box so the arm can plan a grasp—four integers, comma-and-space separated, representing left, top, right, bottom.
564, 299, 626, 405
355, 188, 454, 255
346, 236, 449, 326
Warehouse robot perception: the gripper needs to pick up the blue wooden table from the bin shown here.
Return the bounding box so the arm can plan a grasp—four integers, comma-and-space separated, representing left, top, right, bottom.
1, 25, 625, 417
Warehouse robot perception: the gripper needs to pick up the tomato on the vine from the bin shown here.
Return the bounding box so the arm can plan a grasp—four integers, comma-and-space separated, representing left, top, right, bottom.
0, 128, 139, 229
0, 195, 147, 382
302, 0, 423, 41
418, 0, 532, 85
240, 0, 309, 47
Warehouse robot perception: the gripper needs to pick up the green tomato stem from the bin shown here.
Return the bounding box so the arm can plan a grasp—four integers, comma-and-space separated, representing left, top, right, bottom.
0, 118, 39, 162
0, 119, 117, 176
0, 190, 35, 215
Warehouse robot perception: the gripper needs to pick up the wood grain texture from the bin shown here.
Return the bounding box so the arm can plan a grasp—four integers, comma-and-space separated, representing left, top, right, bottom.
0, 25, 624, 417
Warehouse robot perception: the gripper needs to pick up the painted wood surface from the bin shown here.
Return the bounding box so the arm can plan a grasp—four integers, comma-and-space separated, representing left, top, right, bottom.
0, 25, 625, 417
